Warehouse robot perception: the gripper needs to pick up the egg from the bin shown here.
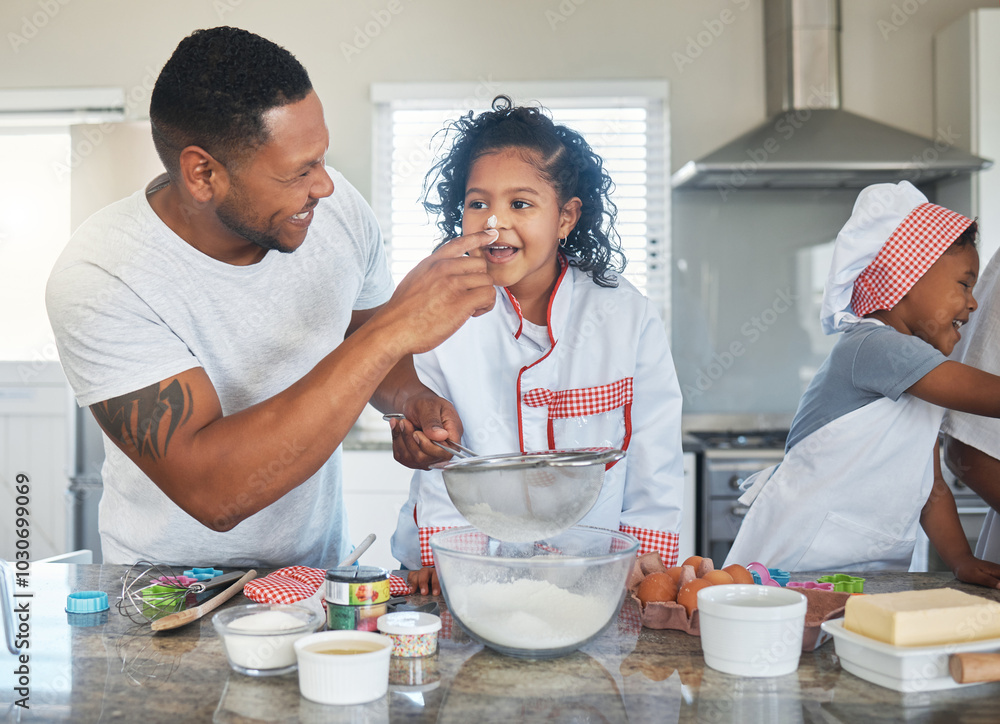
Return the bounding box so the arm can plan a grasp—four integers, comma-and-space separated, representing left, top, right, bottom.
681, 555, 703, 569
722, 564, 756, 585
664, 566, 684, 585
701, 570, 735, 586
676, 579, 714, 616
636, 572, 677, 605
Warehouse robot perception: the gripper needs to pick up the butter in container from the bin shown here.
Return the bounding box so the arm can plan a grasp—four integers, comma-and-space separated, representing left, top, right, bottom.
325, 566, 390, 632
377, 611, 441, 657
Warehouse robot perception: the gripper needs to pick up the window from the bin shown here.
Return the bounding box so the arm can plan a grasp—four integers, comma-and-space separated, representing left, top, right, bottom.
0, 88, 124, 363
371, 81, 670, 325
0, 129, 71, 361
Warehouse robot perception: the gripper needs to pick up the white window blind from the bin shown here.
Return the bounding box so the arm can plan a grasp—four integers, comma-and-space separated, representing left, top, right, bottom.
371, 82, 670, 324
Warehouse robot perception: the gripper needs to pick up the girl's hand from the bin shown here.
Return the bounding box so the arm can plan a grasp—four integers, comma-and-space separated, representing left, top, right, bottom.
952, 555, 1000, 590
406, 566, 440, 596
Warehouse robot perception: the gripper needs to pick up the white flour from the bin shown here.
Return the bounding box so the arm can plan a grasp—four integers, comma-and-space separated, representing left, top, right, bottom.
448, 578, 615, 650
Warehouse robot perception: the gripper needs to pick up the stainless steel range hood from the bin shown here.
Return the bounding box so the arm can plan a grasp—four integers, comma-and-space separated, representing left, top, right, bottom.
672, 0, 992, 190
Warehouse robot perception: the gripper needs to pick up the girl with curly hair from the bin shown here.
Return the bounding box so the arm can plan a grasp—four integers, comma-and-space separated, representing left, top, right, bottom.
390, 96, 685, 594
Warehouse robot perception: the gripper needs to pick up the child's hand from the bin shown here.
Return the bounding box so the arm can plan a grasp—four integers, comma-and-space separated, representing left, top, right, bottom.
406, 566, 440, 596
952, 555, 1000, 589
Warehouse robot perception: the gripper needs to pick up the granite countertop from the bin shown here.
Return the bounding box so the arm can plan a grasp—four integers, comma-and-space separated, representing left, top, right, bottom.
4, 565, 1000, 723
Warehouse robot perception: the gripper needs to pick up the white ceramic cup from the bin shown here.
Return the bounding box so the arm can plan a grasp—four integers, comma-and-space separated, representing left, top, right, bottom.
294, 630, 392, 705
697, 584, 807, 677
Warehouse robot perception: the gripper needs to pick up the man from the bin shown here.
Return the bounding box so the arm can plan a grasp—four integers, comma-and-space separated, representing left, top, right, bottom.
943, 246, 1000, 563
45, 27, 496, 567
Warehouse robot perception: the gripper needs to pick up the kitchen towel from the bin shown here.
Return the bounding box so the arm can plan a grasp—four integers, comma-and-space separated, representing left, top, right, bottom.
243, 565, 412, 605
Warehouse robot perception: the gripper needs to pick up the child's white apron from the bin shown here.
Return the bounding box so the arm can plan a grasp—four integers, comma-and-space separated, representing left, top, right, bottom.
724, 394, 943, 573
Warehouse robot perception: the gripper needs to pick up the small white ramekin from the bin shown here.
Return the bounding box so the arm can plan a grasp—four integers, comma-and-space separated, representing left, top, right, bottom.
294, 630, 393, 705
698, 584, 807, 677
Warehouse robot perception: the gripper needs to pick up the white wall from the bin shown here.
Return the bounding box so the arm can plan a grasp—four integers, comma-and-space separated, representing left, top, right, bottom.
4, 0, 991, 202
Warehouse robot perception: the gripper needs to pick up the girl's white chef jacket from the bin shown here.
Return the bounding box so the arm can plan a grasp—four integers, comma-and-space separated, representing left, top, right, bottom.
390, 262, 686, 570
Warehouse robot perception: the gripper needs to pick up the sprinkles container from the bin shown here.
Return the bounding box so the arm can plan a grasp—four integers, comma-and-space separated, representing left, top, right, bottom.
377, 611, 441, 657
325, 566, 390, 631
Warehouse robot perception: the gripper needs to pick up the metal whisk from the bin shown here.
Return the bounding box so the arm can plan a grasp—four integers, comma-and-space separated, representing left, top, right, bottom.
117, 561, 245, 624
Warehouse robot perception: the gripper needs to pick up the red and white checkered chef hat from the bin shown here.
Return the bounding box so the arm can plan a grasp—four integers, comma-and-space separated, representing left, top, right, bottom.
820, 181, 973, 334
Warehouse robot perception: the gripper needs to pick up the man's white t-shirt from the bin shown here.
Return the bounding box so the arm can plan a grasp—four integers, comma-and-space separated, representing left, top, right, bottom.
46, 168, 393, 567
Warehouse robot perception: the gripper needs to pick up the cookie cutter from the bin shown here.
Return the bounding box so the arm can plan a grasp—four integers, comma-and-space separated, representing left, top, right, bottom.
816, 574, 865, 593
787, 580, 835, 591
182, 568, 223, 581
746, 562, 789, 587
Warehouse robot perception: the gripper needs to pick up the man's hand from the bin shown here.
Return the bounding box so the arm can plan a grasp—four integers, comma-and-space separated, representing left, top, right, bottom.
387, 394, 466, 470
373, 230, 498, 357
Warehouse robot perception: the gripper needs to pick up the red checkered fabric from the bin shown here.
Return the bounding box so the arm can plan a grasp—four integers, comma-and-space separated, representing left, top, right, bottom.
418, 526, 452, 568
620, 524, 679, 567
616, 597, 643, 635
242, 566, 412, 604
851, 202, 973, 318
438, 608, 455, 641
523, 378, 633, 419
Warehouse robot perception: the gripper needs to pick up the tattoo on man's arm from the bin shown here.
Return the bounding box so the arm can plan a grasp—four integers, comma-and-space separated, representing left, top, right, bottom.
91, 379, 194, 459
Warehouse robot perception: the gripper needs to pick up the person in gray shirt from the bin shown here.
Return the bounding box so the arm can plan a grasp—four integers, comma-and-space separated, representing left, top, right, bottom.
45, 27, 498, 567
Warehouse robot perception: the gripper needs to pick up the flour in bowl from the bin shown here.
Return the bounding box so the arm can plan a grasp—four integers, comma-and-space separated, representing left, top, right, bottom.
448, 578, 616, 651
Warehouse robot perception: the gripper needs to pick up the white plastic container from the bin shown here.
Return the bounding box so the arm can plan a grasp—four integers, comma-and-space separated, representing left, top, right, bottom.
698, 584, 807, 677
294, 630, 392, 705
376, 611, 441, 657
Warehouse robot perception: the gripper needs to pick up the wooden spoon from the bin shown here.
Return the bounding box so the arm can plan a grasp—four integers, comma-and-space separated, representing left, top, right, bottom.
151, 569, 257, 632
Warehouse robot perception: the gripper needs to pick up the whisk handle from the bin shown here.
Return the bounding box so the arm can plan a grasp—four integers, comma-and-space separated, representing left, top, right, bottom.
151, 569, 257, 631
192, 570, 247, 594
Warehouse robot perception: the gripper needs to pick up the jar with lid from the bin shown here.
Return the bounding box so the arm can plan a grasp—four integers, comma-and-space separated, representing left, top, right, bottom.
324, 566, 390, 631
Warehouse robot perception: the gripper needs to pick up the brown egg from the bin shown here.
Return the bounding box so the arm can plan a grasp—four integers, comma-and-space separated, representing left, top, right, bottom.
664, 566, 684, 585
681, 555, 703, 569
676, 579, 714, 615
701, 570, 735, 586
637, 572, 678, 605
723, 563, 756, 585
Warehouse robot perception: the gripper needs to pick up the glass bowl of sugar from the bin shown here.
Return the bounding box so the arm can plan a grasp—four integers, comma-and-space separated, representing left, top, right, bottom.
213, 603, 322, 676
431, 526, 638, 659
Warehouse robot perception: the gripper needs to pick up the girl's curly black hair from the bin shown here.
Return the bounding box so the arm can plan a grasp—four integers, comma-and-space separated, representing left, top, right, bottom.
422, 95, 625, 287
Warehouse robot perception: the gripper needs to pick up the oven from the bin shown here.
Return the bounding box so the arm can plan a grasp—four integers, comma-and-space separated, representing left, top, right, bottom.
687, 430, 788, 565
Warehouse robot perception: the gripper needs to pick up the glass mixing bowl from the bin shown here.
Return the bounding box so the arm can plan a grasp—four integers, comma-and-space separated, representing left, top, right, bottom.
431, 526, 638, 659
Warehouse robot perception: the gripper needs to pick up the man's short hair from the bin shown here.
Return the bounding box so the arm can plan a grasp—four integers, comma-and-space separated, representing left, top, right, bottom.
149, 26, 312, 179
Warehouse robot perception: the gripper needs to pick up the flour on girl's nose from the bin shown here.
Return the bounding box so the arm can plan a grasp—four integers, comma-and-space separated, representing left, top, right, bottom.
486, 215, 497, 229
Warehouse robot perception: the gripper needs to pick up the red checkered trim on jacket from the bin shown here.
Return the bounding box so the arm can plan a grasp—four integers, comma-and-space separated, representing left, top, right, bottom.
242, 565, 412, 604
523, 377, 633, 419
620, 524, 679, 567
852, 202, 973, 318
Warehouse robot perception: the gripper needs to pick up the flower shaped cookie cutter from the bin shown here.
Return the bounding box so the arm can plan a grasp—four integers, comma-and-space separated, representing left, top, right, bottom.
816, 573, 865, 593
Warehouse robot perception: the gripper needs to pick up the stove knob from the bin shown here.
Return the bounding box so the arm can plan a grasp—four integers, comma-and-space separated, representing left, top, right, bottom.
731, 504, 750, 518
729, 475, 744, 490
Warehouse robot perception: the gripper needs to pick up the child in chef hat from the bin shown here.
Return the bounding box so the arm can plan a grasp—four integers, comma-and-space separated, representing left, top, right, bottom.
389, 95, 686, 594
725, 180, 1000, 587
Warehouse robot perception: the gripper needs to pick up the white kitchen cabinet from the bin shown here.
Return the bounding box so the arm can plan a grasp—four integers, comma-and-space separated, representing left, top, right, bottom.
934, 8, 1000, 264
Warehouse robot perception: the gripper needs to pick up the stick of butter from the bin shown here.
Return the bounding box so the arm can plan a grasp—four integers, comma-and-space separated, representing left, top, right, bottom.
844, 588, 1000, 646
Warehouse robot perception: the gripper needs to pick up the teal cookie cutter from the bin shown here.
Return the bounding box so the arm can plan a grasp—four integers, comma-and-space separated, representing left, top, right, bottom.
816, 574, 865, 593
